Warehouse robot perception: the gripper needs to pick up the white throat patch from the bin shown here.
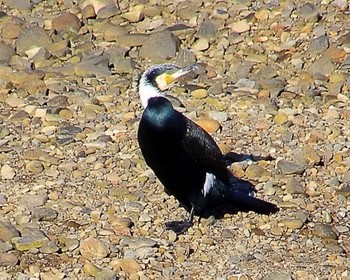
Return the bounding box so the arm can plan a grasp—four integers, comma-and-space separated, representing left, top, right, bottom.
139, 76, 165, 109
203, 173, 215, 196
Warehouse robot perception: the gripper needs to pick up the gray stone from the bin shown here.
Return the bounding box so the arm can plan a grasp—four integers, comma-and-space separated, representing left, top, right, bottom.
139, 31, 180, 63
0, 252, 18, 266
307, 35, 329, 55
313, 223, 338, 240
285, 177, 305, 194
95, 269, 117, 280
266, 272, 293, 280
175, 48, 196, 67
74, 56, 111, 78
0, 222, 20, 242
0, 42, 15, 63
0, 242, 12, 252
118, 34, 149, 48
120, 237, 157, 249
12, 230, 49, 251
196, 21, 218, 39
24, 194, 48, 209
31, 207, 58, 221
298, 3, 320, 21
277, 160, 305, 175
16, 26, 52, 56
308, 55, 336, 75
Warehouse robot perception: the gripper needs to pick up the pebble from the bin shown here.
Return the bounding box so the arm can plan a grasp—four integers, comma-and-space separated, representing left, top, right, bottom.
197, 21, 218, 39
0, 252, 18, 266
285, 177, 305, 194
191, 88, 208, 99
280, 219, 304, 230
95, 269, 117, 280
31, 207, 58, 221
231, 20, 250, 33
110, 258, 142, 274
121, 10, 144, 23
83, 262, 102, 276
313, 224, 338, 240
120, 236, 157, 249
0, 42, 15, 63
15, 26, 52, 56
52, 13, 81, 32
79, 237, 110, 260
139, 31, 179, 62
0, 222, 20, 242
277, 160, 305, 175
25, 161, 44, 174
12, 230, 49, 251
0, 164, 15, 180
24, 194, 48, 209
195, 118, 221, 133
192, 38, 210, 52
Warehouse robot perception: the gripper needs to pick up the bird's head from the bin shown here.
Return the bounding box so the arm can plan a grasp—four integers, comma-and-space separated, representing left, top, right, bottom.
138, 64, 197, 109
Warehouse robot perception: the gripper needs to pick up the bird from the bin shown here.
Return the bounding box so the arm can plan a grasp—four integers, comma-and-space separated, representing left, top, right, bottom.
137, 63, 278, 233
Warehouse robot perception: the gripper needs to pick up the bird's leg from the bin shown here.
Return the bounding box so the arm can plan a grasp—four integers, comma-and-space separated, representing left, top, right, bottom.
165, 206, 195, 234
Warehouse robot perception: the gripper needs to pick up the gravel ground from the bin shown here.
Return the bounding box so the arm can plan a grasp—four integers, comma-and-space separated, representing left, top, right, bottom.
0, 0, 350, 279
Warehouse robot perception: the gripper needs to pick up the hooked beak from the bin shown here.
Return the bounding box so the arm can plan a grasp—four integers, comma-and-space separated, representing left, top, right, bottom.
155, 64, 199, 91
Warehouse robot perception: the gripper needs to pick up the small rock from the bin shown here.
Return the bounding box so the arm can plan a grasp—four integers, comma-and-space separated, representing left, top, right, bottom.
52, 12, 81, 32
1, 23, 22, 40
307, 35, 329, 55
191, 89, 208, 99
277, 160, 305, 175
16, 26, 52, 56
12, 230, 49, 251
196, 20, 218, 39
192, 38, 209, 52
39, 240, 59, 254
313, 224, 338, 240
0, 194, 8, 206
120, 237, 157, 249
195, 118, 221, 133
1, 165, 15, 180
308, 55, 336, 76
281, 219, 304, 229
95, 269, 117, 280
298, 3, 320, 22
110, 258, 142, 274
139, 31, 180, 62
0, 242, 12, 252
208, 111, 228, 122
0, 252, 18, 266
79, 237, 110, 260
245, 164, 270, 179
25, 161, 44, 174
24, 194, 48, 209
97, 3, 120, 19
0, 222, 20, 242
231, 20, 250, 33
83, 262, 101, 276
285, 177, 305, 194
121, 10, 144, 23
273, 112, 288, 125
0, 42, 15, 63
31, 207, 58, 221
266, 271, 293, 280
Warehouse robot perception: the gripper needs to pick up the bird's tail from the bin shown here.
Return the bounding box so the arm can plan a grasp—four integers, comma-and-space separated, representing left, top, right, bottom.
225, 189, 278, 214
214, 175, 278, 214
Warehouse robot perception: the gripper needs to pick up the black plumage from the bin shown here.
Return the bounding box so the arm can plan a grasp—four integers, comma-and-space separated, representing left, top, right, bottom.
137, 64, 278, 233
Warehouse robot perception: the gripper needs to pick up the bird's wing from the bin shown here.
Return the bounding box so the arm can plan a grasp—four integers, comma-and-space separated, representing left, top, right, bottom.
182, 119, 229, 181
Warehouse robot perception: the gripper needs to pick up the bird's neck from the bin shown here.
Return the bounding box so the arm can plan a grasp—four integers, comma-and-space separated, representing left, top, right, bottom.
139, 82, 165, 109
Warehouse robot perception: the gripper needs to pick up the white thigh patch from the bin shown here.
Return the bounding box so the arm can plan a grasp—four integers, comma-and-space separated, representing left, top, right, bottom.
202, 173, 215, 196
